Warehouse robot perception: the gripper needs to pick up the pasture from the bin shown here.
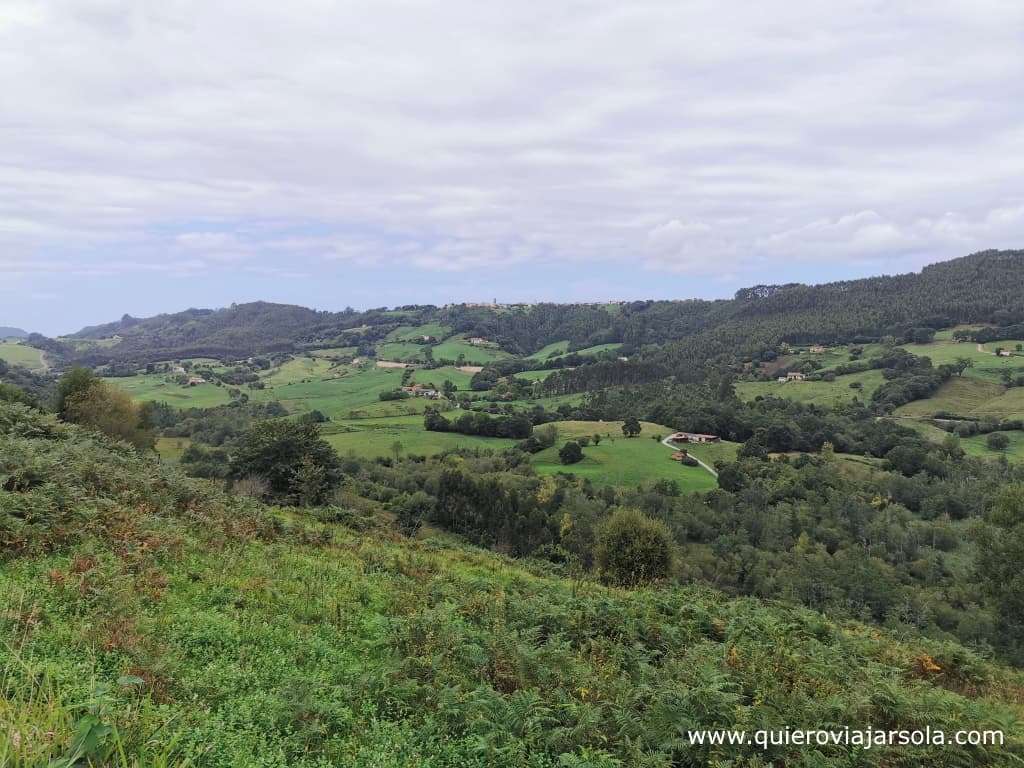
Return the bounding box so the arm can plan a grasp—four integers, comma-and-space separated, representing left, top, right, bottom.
105, 374, 233, 408
376, 341, 427, 362
385, 322, 452, 342
684, 439, 741, 468
528, 340, 570, 359
900, 339, 1024, 383
530, 420, 719, 491
432, 336, 512, 364
409, 365, 475, 390
0, 341, 45, 371
321, 414, 517, 458
736, 369, 885, 407
894, 377, 1005, 418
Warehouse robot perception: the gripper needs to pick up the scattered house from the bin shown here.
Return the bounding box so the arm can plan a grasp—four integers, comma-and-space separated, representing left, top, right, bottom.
998, 349, 1012, 357
810, 344, 826, 354
171, 365, 186, 374
186, 376, 206, 387
777, 376, 789, 383
670, 449, 689, 462
668, 431, 720, 444
467, 337, 488, 346
400, 384, 441, 399
786, 371, 806, 381
618, 356, 629, 362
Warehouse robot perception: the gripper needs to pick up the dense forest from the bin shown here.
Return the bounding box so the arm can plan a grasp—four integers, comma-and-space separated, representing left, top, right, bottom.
30, 249, 1024, 368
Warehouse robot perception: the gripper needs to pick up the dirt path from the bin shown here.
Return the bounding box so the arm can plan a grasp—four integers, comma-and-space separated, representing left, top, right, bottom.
660, 435, 719, 478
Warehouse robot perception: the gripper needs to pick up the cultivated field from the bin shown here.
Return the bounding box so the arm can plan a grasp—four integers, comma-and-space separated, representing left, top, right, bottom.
432, 336, 512, 364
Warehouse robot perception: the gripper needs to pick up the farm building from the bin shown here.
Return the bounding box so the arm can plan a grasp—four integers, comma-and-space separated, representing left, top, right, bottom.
786, 371, 806, 381
810, 345, 826, 354
998, 349, 1012, 357
401, 384, 441, 399
670, 449, 689, 461
467, 337, 489, 346
777, 376, 788, 383
186, 376, 206, 387
668, 431, 720, 444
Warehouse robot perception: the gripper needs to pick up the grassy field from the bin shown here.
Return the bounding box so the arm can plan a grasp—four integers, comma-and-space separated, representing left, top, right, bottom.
0, 341, 44, 370
900, 419, 1024, 463
308, 346, 357, 358
155, 436, 191, 461
432, 336, 512, 364
736, 369, 885, 407
553, 342, 622, 359
321, 414, 517, 458
513, 368, 557, 382
105, 374, 233, 408
251, 366, 408, 420
527, 340, 569, 359
901, 339, 1024, 383
968, 387, 1024, 421
684, 439, 741, 468
531, 420, 719, 491
385, 322, 452, 342
259, 356, 337, 386
376, 341, 428, 362
895, 377, 1005, 418
409, 365, 476, 390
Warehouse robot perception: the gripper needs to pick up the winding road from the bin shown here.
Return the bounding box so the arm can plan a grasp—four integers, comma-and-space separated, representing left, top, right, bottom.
660, 435, 718, 478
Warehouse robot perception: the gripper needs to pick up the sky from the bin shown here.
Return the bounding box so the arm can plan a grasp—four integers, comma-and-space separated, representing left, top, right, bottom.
2, 0, 1023, 336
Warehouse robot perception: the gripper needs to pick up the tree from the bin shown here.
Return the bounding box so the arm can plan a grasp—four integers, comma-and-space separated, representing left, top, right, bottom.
987, 432, 1011, 452
442, 379, 457, 398
621, 417, 641, 438
391, 440, 404, 461
229, 420, 341, 505
559, 441, 584, 465
977, 484, 1024, 660
62, 379, 155, 451
595, 509, 674, 586
954, 357, 973, 377
55, 367, 99, 418
592, 433, 602, 445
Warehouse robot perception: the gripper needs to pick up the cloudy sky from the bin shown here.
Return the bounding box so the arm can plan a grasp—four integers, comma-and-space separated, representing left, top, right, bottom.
2, 0, 1023, 334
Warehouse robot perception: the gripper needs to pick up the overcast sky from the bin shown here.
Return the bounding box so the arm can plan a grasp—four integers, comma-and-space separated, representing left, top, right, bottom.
2, 0, 1023, 335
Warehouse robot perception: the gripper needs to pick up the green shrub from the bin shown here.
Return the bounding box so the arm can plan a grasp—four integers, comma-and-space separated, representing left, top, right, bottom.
595, 508, 674, 586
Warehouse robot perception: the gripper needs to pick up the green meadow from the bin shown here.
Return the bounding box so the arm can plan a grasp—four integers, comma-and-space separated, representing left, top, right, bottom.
432, 336, 512, 364
527, 340, 570, 359
376, 341, 428, 362
409, 365, 476, 390
321, 413, 518, 458
0, 341, 45, 371
901, 339, 1024, 383
530, 420, 719, 491
736, 369, 885, 407
104, 374, 233, 408
385, 322, 452, 342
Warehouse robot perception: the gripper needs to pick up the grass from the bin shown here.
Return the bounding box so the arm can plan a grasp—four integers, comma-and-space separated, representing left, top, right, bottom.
251, 366, 408, 420
511, 369, 557, 382
432, 336, 512, 365
736, 369, 885, 407
968, 387, 1024, 421
684, 439, 741, 468
531, 420, 719, 491
259, 356, 337, 387
385, 323, 452, 342
901, 339, 1024, 384
409, 366, 475, 390
154, 436, 191, 461
308, 346, 357, 358
0, 342, 44, 371
105, 374, 233, 408
321, 413, 517, 458
552, 343, 622, 359
895, 377, 1005, 418
376, 341, 428, 362
527, 340, 569, 360
900, 419, 1024, 463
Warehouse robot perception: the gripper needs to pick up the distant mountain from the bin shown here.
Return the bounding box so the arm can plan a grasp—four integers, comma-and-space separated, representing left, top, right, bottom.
0, 326, 28, 339
56, 248, 1024, 367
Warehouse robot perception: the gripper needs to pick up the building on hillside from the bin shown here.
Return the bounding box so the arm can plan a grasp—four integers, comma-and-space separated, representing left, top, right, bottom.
997, 349, 1012, 357
777, 376, 789, 383
668, 431, 720, 444
401, 384, 441, 399
186, 376, 205, 387
467, 337, 488, 346
810, 344, 826, 354
171, 365, 186, 374
786, 371, 806, 381
670, 450, 689, 461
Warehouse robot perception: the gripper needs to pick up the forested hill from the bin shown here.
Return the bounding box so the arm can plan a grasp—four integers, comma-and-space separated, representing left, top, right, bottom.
49, 248, 1024, 365
0, 326, 27, 338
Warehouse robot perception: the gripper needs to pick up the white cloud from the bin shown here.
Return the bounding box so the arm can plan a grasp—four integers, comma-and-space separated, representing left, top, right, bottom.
0, 0, 1022, 287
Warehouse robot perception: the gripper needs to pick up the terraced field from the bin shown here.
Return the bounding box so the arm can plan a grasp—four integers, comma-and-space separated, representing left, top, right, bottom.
894, 377, 1005, 418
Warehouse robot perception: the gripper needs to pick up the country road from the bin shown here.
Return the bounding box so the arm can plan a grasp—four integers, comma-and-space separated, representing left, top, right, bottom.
660, 435, 718, 478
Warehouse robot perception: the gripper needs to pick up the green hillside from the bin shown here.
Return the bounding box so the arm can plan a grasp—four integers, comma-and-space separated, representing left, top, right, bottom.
3, 401, 1023, 766
0, 341, 45, 371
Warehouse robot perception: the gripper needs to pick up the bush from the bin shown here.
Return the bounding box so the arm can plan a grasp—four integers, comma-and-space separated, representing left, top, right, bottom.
229, 420, 341, 505
987, 432, 1011, 452
559, 441, 583, 465
595, 508, 674, 586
